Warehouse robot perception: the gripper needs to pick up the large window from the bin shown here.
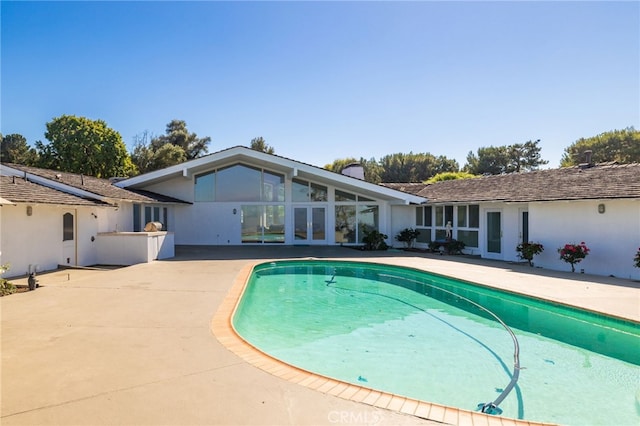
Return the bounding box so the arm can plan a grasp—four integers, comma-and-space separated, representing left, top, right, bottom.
241, 205, 285, 243
415, 206, 432, 244
217, 165, 262, 202
194, 164, 285, 202
433, 205, 454, 240
457, 204, 480, 248
334, 190, 379, 244
133, 204, 169, 231
292, 178, 327, 202
194, 172, 215, 202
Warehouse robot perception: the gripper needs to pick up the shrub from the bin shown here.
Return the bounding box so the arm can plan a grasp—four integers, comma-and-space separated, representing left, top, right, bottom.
395, 228, 420, 249
634, 247, 640, 268
428, 239, 465, 254
0, 264, 16, 296
558, 242, 590, 272
516, 242, 544, 267
361, 226, 389, 251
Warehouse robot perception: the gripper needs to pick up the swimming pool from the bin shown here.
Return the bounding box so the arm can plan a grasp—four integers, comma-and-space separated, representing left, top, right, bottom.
232, 260, 640, 426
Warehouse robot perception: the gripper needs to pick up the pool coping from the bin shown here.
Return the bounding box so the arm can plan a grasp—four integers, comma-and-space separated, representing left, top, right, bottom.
210, 260, 558, 426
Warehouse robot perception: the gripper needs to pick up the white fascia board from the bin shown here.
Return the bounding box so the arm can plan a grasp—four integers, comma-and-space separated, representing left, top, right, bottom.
0, 164, 110, 203
116, 146, 254, 188
114, 146, 427, 204
0, 196, 16, 205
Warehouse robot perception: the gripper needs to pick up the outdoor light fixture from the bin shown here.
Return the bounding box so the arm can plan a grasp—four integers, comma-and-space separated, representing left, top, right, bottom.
233, 208, 237, 214
598, 204, 605, 214
26, 206, 33, 216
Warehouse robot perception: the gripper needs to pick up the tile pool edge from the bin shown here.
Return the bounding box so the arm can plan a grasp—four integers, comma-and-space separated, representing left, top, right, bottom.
210, 260, 558, 426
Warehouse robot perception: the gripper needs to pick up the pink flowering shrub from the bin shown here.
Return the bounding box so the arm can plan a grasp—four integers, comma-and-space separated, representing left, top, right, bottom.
558, 242, 590, 272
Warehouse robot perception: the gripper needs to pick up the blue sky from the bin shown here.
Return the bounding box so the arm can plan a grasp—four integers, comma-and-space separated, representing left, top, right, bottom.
2, 1, 638, 169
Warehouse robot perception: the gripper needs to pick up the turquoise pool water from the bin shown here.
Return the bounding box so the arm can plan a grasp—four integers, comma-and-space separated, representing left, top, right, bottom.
232, 260, 640, 426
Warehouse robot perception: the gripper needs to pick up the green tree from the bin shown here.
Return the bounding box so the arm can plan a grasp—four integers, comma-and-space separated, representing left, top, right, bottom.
131, 121, 211, 174
426, 171, 477, 183
250, 137, 275, 154
465, 139, 547, 175
379, 152, 458, 182
151, 143, 187, 170
1, 133, 38, 165
130, 131, 156, 175
35, 115, 136, 177
560, 128, 640, 166
508, 140, 548, 172
150, 119, 210, 160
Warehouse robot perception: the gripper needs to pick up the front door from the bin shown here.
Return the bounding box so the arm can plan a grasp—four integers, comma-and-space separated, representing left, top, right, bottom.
294, 206, 326, 244
62, 211, 77, 265
486, 210, 502, 259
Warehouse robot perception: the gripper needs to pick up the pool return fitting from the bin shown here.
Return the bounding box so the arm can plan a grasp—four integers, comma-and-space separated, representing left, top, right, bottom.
326, 269, 521, 417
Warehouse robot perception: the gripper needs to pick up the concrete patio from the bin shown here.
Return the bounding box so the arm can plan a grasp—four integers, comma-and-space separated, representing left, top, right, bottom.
2, 246, 638, 425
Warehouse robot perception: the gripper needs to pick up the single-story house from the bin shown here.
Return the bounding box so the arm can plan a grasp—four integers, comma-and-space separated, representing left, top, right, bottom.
384, 162, 640, 280
0, 163, 187, 277
2, 146, 639, 280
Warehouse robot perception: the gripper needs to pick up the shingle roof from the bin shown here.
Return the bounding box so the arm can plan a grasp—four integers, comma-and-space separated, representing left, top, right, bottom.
0, 175, 108, 206
1, 163, 189, 204
382, 163, 640, 203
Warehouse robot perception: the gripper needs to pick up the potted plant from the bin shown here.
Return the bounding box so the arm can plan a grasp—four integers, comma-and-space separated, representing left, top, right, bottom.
395, 228, 420, 249
516, 242, 544, 267
558, 242, 590, 272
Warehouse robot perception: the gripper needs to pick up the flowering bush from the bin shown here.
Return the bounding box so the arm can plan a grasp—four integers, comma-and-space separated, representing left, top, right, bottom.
516, 242, 544, 267
558, 242, 590, 272
634, 248, 640, 268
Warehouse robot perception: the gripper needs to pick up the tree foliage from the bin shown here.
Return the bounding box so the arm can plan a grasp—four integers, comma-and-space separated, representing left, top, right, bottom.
378, 152, 459, 182
426, 171, 477, 183
250, 137, 275, 154
1, 133, 38, 165
35, 115, 136, 177
131, 120, 210, 174
325, 153, 458, 183
560, 128, 640, 166
151, 119, 210, 160
465, 139, 547, 175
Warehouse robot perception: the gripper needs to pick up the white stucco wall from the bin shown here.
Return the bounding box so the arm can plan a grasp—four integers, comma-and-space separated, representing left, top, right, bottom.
0, 204, 104, 277
144, 178, 194, 203
528, 199, 640, 279
174, 203, 240, 245
96, 232, 175, 265
389, 205, 415, 248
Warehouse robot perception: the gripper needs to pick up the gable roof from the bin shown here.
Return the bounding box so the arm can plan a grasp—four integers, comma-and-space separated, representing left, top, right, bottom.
383, 163, 640, 203
1, 163, 189, 205
0, 175, 108, 206
117, 146, 427, 205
